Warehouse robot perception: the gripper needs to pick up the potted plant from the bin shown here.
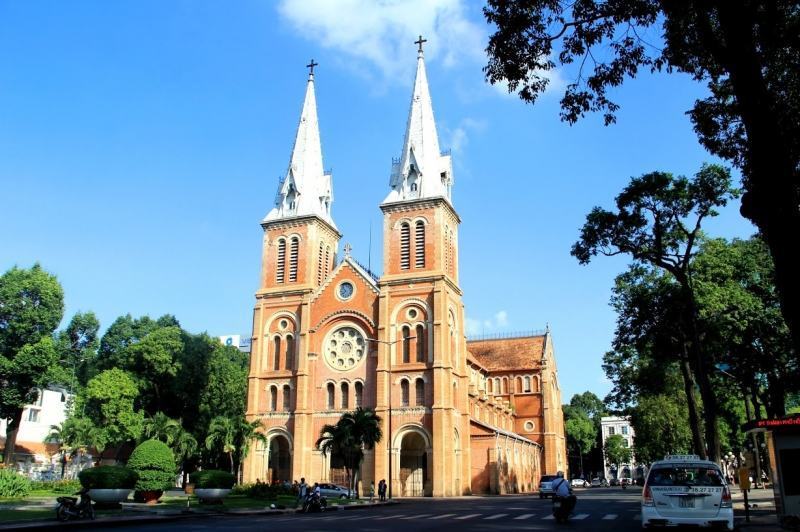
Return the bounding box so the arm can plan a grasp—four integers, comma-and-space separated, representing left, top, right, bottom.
190, 470, 235, 503
78, 466, 138, 507
127, 440, 175, 504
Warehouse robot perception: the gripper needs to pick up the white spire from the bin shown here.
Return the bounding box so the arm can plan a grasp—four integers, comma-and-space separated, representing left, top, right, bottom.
264, 62, 336, 229
383, 37, 453, 206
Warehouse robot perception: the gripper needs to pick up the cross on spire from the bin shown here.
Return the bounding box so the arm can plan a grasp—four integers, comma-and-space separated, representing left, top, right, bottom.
343, 243, 352, 256
415, 35, 427, 53
306, 59, 318, 76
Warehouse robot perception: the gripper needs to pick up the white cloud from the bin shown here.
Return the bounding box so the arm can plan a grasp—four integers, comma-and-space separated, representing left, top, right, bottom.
277, 0, 485, 83
487, 65, 567, 99
465, 310, 510, 336
444, 117, 487, 154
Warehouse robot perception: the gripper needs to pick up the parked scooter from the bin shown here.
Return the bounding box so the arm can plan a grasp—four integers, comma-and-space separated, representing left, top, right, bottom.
552, 494, 576, 523
56, 488, 95, 522
302, 491, 328, 513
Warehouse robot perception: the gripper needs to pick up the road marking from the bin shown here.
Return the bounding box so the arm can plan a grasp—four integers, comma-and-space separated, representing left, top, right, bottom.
514, 513, 535, 520
505, 507, 529, 510
375, 514, 403, 520
455, 513, 481, 520
484, 513, 508, 520
430, 514, 456, 520
347, 515, 374, 520
400, 514, 432, 519
602, 514, 618, 519
543, 514, 555, 520
573, 513, 590, 520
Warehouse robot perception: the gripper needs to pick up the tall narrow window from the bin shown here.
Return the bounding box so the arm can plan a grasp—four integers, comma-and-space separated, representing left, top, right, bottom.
276, 239, 286, 283
402, 326, 411, 363
270, 386, 277, 412
318, 242, 324, 285
415, 324, 425, 362
415, 379, 424, 405
285, 335, 294, 370
327, 383, 335, 410
289, 237, 299, 282
341, 382, 349, 409
355, 382, 363, 407
325, 245, 331, 276
415, 221, 425, 268
273, 336, 282, 371
524, 376, 531, 393
401, 380, 409, 407
400, 223, 410, 270
282, 385, 291, 411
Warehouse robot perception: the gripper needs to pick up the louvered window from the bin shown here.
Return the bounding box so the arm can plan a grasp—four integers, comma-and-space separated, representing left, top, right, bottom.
289, 237, 299, 282
401, 380, 409, 407
270, 386, 277, 412
415, 379, 424, 406
282, 385, 291, 411
415, 221, 425, 268
318, 242, 324, 285
276, 239, 286, 283
325, 245, 331, 276
400, 223, 410, 270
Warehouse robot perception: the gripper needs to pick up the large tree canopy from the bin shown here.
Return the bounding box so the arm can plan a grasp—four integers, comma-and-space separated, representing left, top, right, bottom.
484, 0, 800, 359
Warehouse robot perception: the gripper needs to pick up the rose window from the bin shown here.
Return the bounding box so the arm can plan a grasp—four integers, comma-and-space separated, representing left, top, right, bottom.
325, 326, 366, 371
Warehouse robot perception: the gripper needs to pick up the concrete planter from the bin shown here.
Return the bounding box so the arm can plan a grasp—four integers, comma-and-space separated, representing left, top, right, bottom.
88, 489, 132, 504
195, 488, 232, 503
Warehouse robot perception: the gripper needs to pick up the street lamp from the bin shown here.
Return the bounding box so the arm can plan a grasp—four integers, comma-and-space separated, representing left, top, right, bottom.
365, 335, 416, 501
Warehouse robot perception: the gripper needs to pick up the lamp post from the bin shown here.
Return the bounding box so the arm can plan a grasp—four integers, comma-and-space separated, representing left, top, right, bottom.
365, 335, 416, 500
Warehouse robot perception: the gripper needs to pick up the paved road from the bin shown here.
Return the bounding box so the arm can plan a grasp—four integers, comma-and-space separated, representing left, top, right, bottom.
94, 487, 647, 531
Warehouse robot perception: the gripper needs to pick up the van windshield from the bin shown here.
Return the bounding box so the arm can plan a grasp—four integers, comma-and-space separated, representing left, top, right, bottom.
647, 466, 724, 487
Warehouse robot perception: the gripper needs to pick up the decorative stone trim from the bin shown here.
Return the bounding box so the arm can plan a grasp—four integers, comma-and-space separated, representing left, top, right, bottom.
310, 309, 376, 332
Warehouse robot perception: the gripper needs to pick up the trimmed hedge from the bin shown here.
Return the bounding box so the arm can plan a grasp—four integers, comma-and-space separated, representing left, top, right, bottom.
0, 469, 31, 498
189, 470, 235, 489
127, 440, 175, 492
78, 466, 138, 490
31, 479, 82, 493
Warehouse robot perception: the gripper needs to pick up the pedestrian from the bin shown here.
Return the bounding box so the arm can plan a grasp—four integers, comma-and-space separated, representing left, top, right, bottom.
296, 477, 308, 508
369, 481, 375, 502
378, 479, 386, 501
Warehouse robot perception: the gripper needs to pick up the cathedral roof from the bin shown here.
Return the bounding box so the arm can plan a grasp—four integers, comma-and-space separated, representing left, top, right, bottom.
383, 44, 453, 207
467, 335, 546, 372
264, 67, 336, 229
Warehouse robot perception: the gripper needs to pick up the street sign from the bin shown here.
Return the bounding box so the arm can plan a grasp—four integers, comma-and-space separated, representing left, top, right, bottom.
738, 469, 751, 490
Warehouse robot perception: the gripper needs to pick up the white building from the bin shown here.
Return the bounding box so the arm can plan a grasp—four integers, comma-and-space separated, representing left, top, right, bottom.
600, 415, 639, 480
0, 387, 73, 477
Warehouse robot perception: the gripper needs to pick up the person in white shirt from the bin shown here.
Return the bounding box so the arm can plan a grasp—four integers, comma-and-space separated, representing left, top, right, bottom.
552, 471, 571, 497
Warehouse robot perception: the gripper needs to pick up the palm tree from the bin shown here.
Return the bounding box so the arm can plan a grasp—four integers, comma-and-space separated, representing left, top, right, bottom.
173, 428, 198, 487
142, 412, 181, 445
234, 419, 267, 481
205, 416, 237, 474
316, 407, 382, 497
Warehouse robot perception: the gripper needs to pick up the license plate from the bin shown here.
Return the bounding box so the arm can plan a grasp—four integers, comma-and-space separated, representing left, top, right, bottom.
679, 497, 695, 508
553, 501, 561, 508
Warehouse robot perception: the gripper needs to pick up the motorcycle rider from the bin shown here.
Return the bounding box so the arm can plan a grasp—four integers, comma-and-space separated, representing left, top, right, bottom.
551, 471, 575, 517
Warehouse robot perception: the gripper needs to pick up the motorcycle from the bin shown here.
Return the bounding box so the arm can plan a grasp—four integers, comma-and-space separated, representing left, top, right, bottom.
56, 490, 95, 522
302, 491, 328, 513
552, 494, 576, 523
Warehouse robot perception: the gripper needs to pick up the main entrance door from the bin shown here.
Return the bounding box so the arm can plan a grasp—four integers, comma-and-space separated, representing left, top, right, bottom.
399, 432, 427, 497
267, 435, 291, 483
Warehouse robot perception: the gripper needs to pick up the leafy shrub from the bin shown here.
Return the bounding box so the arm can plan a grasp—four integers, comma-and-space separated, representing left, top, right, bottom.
189, 470, 235, 489
0, 469, 31, 498
232, 482, 293, 499
78, 466, 138, 489
31, 479, 81, 493
127, 440, 175, 492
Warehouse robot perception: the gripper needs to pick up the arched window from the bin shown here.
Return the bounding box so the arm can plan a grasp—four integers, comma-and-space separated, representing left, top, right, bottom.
282, 385, 291, 411
502, 377, 508, 394
524, 376, 531, 393
400, 223, 410, 270
516, 376, 523, 393
415, 324, 425, 362
270, 386, 277, 412
355, 382, 363, 407
327, 383, 335, 410
285, 335, 294, 370
415, 379, 424, 406
276, 239, 286, 283
415, 221, 425, 268
487, 379, 493, 393
273, 336, 282, 371
401, 380, 409, 407
289, 237, 299, 282
341, 382, 349, 409
402, 326, 411, 364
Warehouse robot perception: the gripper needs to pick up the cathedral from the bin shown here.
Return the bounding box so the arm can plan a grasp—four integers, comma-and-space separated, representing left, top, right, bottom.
243, 43, 567, 496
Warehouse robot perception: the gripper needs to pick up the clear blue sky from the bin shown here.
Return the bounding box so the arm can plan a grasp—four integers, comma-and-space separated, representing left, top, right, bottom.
0, 1, 755, 402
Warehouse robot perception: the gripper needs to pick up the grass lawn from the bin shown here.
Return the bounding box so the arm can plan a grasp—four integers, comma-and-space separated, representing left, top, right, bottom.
0, 508, 54, 522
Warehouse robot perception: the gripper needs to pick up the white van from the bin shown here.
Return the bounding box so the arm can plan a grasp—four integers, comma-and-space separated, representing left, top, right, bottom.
641, 455, 733, 530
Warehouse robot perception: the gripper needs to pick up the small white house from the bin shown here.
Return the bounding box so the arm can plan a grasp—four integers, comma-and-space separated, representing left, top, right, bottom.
600, 415, 638, 480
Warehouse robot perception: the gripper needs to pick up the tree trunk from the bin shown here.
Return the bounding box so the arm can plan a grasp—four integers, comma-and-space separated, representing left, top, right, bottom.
679, 354, 707, 458
229, 452, 234, 475
690, 345, 721, 462
3, 408, 24, 469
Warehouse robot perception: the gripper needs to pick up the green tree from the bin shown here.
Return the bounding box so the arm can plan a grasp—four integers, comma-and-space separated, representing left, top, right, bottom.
56, 311, 100, 388
604, 434, 633, 474
573, 165, 738, 461
141, 412, 181, 445
124, 326, 184, 414
629, 395, 693, 464
0, 264, 64, 465
565, 411, 596, 477
483, 1, 800, 359
84, 369, 144, 454
316, 407, 383, 497
204, 415, 266, 477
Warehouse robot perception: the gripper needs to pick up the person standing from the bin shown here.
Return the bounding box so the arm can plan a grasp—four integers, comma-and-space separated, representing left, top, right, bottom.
369, 481, 375, 502
296, 477, 307, 508
378, 479, 386, 502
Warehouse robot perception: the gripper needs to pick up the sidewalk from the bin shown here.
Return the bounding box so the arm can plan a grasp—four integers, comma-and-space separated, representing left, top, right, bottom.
732, 487, 788, 531
0, 500, 399, 531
